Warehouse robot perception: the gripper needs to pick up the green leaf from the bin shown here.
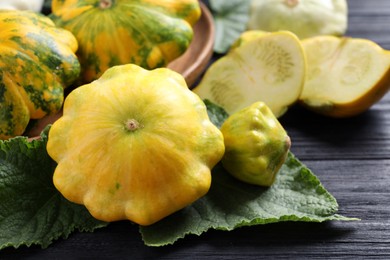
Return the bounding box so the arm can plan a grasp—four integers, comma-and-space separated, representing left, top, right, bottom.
204, 99, 229, 128
209, 0, 252, 53
43, 0, 52, 10
140, 102, 358, 247
41, 0, 52, 15
0, 127, 107, 250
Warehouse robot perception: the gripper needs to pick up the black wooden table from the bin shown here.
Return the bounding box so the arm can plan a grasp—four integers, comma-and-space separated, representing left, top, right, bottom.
1, 0, 390, 259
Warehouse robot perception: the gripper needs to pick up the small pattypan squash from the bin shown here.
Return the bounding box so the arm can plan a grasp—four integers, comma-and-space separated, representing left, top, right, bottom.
0, 10, 80, 139
220, 102, 291, 187
50, 0, 201, 83
47, 64, 225, 226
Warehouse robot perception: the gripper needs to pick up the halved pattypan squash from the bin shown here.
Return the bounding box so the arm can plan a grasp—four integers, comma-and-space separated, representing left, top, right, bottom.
220, 102, 291, 187
47, 64, 225, 226
0, 10, 80, 140
229, 30, 270, 51
300, 35, 390, 117
192, 30, 306, 118
50, 0, 201, 83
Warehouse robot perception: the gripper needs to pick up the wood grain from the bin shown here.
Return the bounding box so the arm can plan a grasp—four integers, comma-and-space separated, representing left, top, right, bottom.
1, 0, 390, 258
168, 1, 214, 88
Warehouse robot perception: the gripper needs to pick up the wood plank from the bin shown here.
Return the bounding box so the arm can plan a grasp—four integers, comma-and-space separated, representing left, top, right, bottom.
280, 94, 390, 160
1, 0, 390, 258
346, 0, 390, 47
1, 159, 389, 258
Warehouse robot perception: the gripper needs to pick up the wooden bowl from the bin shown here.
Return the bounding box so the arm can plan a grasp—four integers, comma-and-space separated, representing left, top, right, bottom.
26, 2, 215, 138
168, 1, 215, 87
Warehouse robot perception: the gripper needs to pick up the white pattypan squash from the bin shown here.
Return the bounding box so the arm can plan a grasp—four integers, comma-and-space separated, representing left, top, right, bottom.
0, 0, 44, 12
247, 0, 348, 39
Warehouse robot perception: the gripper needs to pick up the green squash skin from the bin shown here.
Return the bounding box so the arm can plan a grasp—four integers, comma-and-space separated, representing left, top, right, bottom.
0, 10, 80, 139
0, 80, 30, 139
11, 33, 80, 87
50, 0, 200, 83
220, 102, 291, 187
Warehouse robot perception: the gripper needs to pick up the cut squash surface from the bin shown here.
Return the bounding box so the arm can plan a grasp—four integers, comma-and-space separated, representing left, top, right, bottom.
300, 36, 390, 117
193, 31, 306, 117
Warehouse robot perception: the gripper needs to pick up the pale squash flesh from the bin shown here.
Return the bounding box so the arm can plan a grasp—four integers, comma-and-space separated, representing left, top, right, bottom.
193, 31, 306, 118
300, 36, 390, 117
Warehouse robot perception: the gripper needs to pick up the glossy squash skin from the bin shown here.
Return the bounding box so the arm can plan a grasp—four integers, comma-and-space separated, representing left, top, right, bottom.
0, 10, 80, 139
47, 64, 225, 226
50, 0, 201, 83
220, 102, 291, 187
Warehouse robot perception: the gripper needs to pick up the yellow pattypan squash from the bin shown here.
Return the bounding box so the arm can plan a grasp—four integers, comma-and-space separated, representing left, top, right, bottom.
47, 64, 225, 226
0, 10, 80, 139
50, 0, 201, 83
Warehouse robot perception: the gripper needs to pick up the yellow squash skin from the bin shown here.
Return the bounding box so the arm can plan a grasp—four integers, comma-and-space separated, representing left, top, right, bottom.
220, 102, 291, 187
0, 10, 80, 139
47, 64, 225, 226
50, 0, 201, 83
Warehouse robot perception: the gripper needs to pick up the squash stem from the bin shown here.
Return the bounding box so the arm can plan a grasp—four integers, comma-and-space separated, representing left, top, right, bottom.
125, 119, 142, 132
284, 0, 299, 7
99, 0, 113, 9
